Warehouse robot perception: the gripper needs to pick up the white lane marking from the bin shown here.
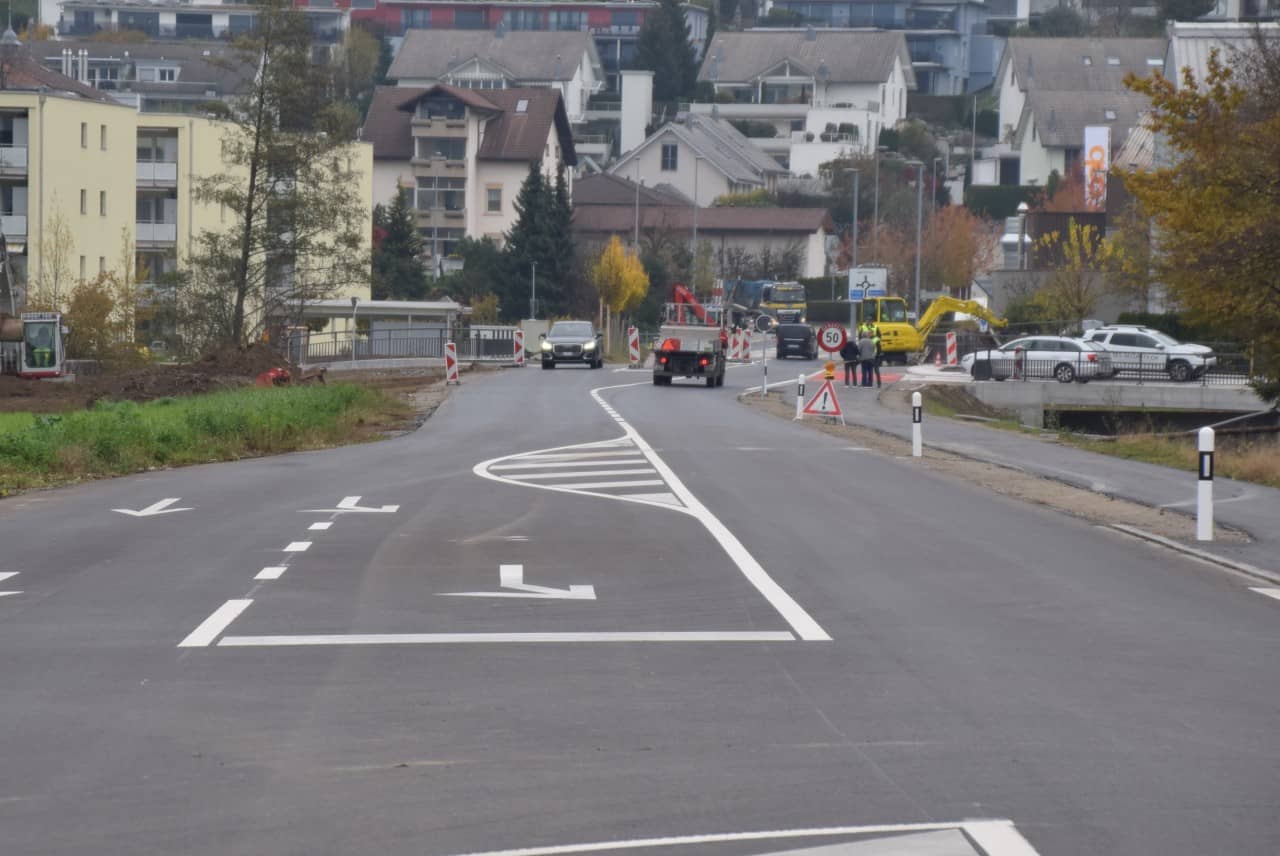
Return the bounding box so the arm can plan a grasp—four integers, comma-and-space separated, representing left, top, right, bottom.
443, 819, 1039, 856
284, 541, 311, 552
0, 572, 18, 582
308, 522, 332, 531
516, 451, 642, 461
255, 566, 287, 580
112, 497, 193, 517
178, 599, 252, 648
513, 468, 657, 480
1250, 587, 1280, 602
219, 631, 795, 646
591, 384, 831, 642
551, 479, 665, 490
298, 495, 400, 514
490, 458, 645, 470
620, 492, 681, 506
442, 564, 596, 600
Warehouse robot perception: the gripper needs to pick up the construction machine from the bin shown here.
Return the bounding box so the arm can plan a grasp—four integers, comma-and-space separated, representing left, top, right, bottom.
852, 296, 1007, 364
653, 284, 728, 387
722, 279, 807, 329
1, 312, 69, 379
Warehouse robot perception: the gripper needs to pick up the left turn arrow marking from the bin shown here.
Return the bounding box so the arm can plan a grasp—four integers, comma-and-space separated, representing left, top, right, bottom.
112, 498, 193, 517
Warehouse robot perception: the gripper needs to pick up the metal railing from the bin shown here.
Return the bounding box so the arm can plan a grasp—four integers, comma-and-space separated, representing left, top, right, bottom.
967, 352, 1255, 386
286, 327, 521, 365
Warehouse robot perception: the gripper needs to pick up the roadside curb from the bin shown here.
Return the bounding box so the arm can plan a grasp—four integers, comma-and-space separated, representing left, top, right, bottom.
1107, 524, 1280, 586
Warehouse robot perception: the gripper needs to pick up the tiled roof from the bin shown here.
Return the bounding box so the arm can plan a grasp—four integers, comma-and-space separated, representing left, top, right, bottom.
612, 114, 784, 188
1003, 38, 1166, 92
1017, 88, 1150, 149
573, 173, 691, 207
360, 84, 576, 166
0, 37, 117, 103
389, 29, 600, 84
698, 30, 916, 89
37, 40, 251, 99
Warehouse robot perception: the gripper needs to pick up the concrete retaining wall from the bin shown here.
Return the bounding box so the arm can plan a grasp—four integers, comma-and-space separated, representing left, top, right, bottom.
967, 380, 1268, 428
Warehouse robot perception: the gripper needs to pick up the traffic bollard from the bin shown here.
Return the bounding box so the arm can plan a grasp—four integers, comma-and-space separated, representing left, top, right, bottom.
911, 391, 923, 458
795, 373, 805, 420
1197, 426, 1214, 541
761, 334, 768, 397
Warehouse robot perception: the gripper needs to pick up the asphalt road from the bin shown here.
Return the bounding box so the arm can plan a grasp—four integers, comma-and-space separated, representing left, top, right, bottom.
1, 359, 1278, 856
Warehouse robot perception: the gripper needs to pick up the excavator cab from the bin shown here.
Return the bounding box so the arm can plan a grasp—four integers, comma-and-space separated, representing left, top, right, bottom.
19, 313, 67, 379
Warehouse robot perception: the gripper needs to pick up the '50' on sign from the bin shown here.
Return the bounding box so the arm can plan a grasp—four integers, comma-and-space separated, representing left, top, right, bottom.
818, 323, 847, 353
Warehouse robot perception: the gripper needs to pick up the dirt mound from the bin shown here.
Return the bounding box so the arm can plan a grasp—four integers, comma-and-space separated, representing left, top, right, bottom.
1, 344, 295, 413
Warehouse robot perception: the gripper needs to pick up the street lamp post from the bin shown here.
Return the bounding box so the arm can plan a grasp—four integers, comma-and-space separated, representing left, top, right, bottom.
633, 158, 640, 249
691, 155, 702, 288
846, 167, 859, 272
530, 261, 537, 319
907, 160, 924, 319
932, 157, 942, 218
872, 145, 887, 260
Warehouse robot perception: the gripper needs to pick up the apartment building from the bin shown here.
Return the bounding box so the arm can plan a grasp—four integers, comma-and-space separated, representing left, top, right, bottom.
56, 0, 348, 43
692, 29, 914, 174
361, 83, 576, 262
2, 34, 372, 328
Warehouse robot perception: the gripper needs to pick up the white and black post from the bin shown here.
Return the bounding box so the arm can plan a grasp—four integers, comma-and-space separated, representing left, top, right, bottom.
761, 333, 768, 397
911, 391, 923, 458
1197, 426, 1215, 542
795, 373, 805, 420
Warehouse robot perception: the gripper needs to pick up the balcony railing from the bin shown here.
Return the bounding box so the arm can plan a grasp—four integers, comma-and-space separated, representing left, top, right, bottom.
0, 146, 28, 173
1, 214, 27, 236
137, 222, 177, 243
136, 161, 178, 185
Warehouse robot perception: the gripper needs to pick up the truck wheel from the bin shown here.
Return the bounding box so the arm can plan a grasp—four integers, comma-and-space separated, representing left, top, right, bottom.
652, 375, 663, 386
706, 375, 716, 388
716, 372, 725, 387
542, 361, 554, 370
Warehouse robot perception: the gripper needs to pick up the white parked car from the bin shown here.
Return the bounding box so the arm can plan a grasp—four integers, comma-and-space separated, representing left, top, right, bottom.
961, 336, 1113, 383
1085, 325, 1216, 382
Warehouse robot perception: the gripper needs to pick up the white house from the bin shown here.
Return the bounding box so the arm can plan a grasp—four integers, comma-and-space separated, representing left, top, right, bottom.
361, 84, 577, 264
690, 29, 915, 173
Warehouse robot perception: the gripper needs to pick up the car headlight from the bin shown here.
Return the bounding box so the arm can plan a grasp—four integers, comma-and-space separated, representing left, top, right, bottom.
541, 340, 552, 351
583, 340, 596, 351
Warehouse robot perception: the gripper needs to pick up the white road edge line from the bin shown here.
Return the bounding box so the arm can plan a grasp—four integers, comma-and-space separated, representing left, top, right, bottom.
178, 599, 253, 648
443, 819, 1038, 856
219, 631, 796, 646
591, 383, 831, 642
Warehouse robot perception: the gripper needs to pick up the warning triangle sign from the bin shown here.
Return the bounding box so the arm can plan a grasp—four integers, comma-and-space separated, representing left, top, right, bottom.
802, 379, 844, 417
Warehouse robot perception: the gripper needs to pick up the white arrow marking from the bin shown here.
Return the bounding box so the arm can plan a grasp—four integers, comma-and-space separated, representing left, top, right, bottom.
0, 572, 21, 596
112, 498, 193, 517
441, 564, 596, 600
298, 495, 399, 513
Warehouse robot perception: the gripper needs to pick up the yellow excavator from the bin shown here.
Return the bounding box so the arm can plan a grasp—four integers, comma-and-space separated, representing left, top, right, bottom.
853, 295, 1007, 364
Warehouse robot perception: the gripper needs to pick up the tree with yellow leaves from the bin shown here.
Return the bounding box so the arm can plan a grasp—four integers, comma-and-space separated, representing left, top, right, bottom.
1121, 38, 1280, 401
591, 236, 650, 351
1031, 219, 1110, 332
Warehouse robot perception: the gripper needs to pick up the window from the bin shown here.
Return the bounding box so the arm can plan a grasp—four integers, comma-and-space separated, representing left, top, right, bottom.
100, 125, 107, 150
414, 176, 466, 211
611, 10, 639, 27
548, 9, 585, 30
80, 189, 87, 215
80, 123, 87, 148
1104, 109, 1117, 120
350, 0, 376, 8
660, 143, 678, 171
99, 191, 106, 216
1106, 56, 1120, 65
419, 227, 465, 258
454, 8, 485, 28
415, 137, 466, 160
158, 68, 176, 82
486, 186, 501, 213
229, 13, 256, 34
502, 9, 543, 30
402, 8, 431, 29
418, 97, 464, 120
515, 99, 529, 113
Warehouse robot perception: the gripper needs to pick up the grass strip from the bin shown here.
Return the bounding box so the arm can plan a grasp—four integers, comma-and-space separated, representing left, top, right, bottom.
1060, 433, 1280, 489
0, 383, 410, 494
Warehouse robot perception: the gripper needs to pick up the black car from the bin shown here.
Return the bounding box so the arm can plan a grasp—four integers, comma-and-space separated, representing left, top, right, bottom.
775, 323, 818, 359
540, 320, 604, 369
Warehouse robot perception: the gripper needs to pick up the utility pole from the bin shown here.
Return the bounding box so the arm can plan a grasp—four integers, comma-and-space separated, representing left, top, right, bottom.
530, 261, 537, 319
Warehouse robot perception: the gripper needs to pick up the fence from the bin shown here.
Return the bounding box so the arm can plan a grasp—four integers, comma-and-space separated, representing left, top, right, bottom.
969, 352, 1256, 386
286, 326, 520, 365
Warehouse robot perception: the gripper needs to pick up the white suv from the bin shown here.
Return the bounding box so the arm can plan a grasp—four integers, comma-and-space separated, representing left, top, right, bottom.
1085, 325, 1215, 382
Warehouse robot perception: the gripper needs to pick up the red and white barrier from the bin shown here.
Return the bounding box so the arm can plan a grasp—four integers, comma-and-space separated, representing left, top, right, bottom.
628, 326, 640, 368
445, 341, 460, 384
513, 329, 525, 366
946, 331, 958, 366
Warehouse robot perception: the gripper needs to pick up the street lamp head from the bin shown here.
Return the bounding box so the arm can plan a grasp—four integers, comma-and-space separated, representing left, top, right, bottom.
350, 296, 359, 309
1017, 201, 1029, 213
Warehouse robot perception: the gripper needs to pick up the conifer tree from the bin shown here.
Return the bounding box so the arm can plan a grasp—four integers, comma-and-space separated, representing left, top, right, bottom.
371, 190, 427, 300
635, 0, 697, 102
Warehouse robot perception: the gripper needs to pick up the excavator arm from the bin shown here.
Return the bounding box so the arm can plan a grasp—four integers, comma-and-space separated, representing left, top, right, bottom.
915, 296, 1008, 341
672, 283, 710, 324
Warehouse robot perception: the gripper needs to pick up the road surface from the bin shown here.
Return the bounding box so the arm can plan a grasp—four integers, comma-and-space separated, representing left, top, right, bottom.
1, 359, 1277, 855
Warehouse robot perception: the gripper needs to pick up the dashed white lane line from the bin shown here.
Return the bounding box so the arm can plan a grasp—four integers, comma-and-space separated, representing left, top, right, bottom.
178, 599, 253, 648
255, 566, 287, 580
308, 522, 333, 531
284, 541, 312, 552
1250, 587, 1280, 603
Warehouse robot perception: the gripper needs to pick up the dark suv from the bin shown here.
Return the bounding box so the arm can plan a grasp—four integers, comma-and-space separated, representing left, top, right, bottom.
540, 321, 604, 369
775, 323, 818, 359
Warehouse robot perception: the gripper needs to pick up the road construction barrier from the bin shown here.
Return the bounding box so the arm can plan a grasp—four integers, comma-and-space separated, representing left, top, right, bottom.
445, 341, 459, 384
946, 331, 958, 366
513, 329, 525, 366
628, 326, 640, 368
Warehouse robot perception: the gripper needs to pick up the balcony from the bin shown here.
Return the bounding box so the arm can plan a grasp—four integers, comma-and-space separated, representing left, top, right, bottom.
684, 102, 809, 120
136, 161, 178, 187
136, 222, 177, 244
0, 146, 27, 176
1, 214, 27, 236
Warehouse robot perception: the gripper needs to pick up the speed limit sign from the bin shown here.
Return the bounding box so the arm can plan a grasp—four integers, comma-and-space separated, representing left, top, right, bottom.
817, 322, 847, 353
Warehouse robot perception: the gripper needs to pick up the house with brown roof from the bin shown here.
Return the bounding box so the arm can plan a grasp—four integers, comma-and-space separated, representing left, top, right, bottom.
361, 83, 576, 264
573, 174, 833, 278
